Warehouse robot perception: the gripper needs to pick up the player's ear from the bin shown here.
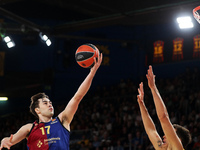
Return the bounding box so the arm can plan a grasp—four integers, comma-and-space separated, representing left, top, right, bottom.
35, 108, 40, 114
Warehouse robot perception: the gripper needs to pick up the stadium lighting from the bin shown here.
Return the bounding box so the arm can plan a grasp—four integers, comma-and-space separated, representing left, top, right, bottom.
46, 39, 51, 46
6, 41, 15, 48
0, 97, 8, 101
4, 36, 11, 42
2, 35, 15, 48
39, 32, 52, 46
177, 16, 194, 29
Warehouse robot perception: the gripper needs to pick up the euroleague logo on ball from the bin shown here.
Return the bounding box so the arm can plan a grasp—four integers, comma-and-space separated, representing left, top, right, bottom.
77, 55, 84, 60
75, 43, 100, 68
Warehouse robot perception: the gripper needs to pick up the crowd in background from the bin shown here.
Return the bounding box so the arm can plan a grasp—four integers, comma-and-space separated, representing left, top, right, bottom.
1, 66, 200, 150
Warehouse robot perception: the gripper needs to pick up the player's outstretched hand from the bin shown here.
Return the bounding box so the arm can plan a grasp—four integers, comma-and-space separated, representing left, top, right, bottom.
146, 65, 156, 89
90, 53, 103, 73
137, 82, 144, 103
0, 134, 13, 150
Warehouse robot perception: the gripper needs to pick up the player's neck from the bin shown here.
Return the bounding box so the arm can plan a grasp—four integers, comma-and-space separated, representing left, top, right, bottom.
39, 116, 52, 123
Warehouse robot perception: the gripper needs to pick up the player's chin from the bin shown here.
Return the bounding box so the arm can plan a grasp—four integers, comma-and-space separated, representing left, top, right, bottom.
49, 112, 54, 117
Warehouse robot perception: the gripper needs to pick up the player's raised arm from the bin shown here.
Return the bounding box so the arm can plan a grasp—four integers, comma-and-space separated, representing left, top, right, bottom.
137, 82, 164, 149
58, 53, 103, 130
146, 65, 183, 149
0, 123, 32, 150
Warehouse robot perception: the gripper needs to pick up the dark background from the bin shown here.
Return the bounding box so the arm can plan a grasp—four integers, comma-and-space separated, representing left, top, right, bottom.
0, 0, 200, 115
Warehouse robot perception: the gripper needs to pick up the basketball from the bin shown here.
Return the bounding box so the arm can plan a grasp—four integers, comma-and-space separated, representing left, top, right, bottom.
75, 43, 100, 68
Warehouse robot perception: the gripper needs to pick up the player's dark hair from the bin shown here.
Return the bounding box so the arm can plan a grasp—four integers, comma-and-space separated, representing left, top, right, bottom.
173, 124, 192, 149
30, 93, 49, 118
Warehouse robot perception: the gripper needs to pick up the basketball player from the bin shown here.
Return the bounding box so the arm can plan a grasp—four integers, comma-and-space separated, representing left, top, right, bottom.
137, 65, 191, 150
0, 53, 103, 150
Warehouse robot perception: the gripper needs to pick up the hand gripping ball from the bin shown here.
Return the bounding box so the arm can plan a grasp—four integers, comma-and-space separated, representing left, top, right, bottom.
75, 43, 100, 68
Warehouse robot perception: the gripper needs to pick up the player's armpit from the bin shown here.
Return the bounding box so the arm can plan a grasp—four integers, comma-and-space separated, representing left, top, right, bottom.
147, 131, 165, 150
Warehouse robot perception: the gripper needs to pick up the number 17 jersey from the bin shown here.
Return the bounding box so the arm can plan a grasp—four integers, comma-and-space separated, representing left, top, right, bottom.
27, 117, 70, 150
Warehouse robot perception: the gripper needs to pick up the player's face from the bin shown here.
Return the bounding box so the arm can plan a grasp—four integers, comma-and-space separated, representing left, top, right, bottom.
37, 98, 54, 117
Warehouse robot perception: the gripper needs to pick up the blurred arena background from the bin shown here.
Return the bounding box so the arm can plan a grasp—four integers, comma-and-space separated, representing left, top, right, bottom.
0, 0, 200, 149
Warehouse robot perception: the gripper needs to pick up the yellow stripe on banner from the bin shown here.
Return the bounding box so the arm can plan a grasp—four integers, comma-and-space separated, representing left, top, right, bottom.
0, 52, 5, 76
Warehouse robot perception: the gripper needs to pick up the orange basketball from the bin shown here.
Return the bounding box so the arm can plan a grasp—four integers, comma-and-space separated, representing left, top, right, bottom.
75, 43, 100, 68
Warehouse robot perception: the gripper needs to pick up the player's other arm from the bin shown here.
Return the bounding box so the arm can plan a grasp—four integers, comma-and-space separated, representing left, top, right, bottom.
58, 53, 103, 129
0, 123, 32, 150
147, 65, 183, 149
137, 82, 164, 150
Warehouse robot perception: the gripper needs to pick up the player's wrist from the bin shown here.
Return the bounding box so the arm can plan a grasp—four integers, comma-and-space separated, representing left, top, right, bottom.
150, 86, 157, 91
90, 69, 97, 76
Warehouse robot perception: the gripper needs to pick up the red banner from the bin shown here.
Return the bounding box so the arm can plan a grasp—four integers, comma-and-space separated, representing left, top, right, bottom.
193, 34, 200, 58
172, 37, 183, 61
153, 40, 164, 63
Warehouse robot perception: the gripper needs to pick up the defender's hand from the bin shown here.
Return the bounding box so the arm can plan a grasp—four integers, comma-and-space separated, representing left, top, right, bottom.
146, 65, 156, 89
137, 82, 144, 103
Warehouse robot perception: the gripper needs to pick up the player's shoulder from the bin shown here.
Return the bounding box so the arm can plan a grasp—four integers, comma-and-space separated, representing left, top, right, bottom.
22, 123, 34, 131
25, 123, 34, 127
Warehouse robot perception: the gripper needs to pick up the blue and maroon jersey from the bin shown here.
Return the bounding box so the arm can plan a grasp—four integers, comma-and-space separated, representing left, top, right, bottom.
27, 117, 70, 150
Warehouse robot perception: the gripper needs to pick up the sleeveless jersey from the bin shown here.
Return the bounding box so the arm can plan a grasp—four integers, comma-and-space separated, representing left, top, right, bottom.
27, 117, 70, 150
